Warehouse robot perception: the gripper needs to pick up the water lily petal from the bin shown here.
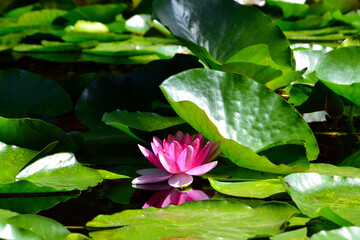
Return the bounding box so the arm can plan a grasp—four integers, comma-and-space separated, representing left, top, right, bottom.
181, 132, 192, 145
167, 133, 176, 143
176, 192, 190, 205
177, 145, 195, 172
187, 190, 210, 201
151, 136, 163, 156
186, 161, 218, 176
193, 132, 204, 147
191, 140, 212, 168
168, 173, 193, 188
136, 168, 166, 175
132, 172, 172, 184
158, 151, 179, 173
190, 138, 201, 157
175, 131, 184, 140
138, 145, 166, 171
168, 140, 183, 161
204, 141, 221, 162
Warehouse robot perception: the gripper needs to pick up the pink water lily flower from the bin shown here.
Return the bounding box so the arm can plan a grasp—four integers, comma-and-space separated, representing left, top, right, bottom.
132, 131, 220, 188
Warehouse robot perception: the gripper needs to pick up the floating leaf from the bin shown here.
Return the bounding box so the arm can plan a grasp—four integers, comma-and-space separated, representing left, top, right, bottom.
87, 201, 298, 240
283, 173, 360, 226
161, 69, 319, 173
0, 116, 78, 152
307, 163, 360, 179
0, 211, 70, 240
17, 9, 67, 26
310, 226, 360, 240
125, 14, 151, 35
102, 110, 184, 140
153, 0, 292, 68
13, 41, 81, 52
0, 69, 72, 118
96, 170, 129, 180
61, 4, 128, 25
270, 227, 308, 240
16, 153, 103, 191
209, 178, 285, 198
316, 46, 360, 106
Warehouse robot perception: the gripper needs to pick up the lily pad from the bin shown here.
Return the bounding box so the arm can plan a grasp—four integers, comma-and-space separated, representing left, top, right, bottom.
160, 69, 319, 174
16, 153, 103, 191
0, 211, 70, 240
315, 46, 360, 106
153, 0, 292, 68
0, 116, 78, 152
125, 14, 152, 35
87, 201, 298, 240
310, 226, 360, 240
0, 69, 72, 118
283, 173, 360, 226
17, 9, 67, 26
209, 178, 286, 198
102, 110, 184, 140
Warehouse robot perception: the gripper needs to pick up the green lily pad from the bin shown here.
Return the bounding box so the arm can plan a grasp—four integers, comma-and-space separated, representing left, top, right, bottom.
0, 33, 23, 52
283, 173, 360, 226
0, 142, 39, 184
307, 163, 360, 179
209, 178, 285, 198
102, 110, 184, 140
87, 201, 298, 240
13, 41, 81, 52
16, 153, 103, 191
270, 227, 308, 240
62, 32, 130, 43
61, 4, 128, 25
339, 149, 360, 168
160, 69, 319, 174
0, 69, 72, 118
17, 9, 67, 26
96, 170, 129, 180
0, 192, 79, 214
316, 46, 360, 106
153, 0, 292, 68
0, 116, 78, 152
125, 14, 151, 35
310, 226, 360, 240
0, 211, 70, 240
267, 0, 309, 18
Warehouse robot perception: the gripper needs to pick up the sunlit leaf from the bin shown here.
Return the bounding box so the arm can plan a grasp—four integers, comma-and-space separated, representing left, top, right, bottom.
283, 173, 360, 226
316, 46, 360, 106
310, 226, 360, 240
161, 69, 319, 174
87, 201, 298, 240
17, 9, 67, 26
209, 178, 285, 198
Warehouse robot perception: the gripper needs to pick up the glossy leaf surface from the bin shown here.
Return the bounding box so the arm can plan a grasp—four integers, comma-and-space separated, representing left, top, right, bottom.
283, 173, 360, 226
153, 0, 292, 68
209, 178, 285, 198
87, 201, 298, 240
316, 46, 360, 106
161, 69, 319, 173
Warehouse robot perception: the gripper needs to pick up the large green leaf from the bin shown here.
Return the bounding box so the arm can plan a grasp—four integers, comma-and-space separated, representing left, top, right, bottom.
0, 116, 77, 152
87, 201, 298, 240
0, 69, 72, 118
283, 173, 360, 226
153, 0, 292, 68
0, 211, 70, 240
60, 4, 128, 25
316, 46, 360, 106
310, 226, 360, 240
102, 110, 184, 140
0, 142, 38, 184
13, 41, 81, 53
16, 153, 103, 191
160, 69, 319, 173
17, 9, 67, 26
307, 163, 360, 179
209, 178, 285, 198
